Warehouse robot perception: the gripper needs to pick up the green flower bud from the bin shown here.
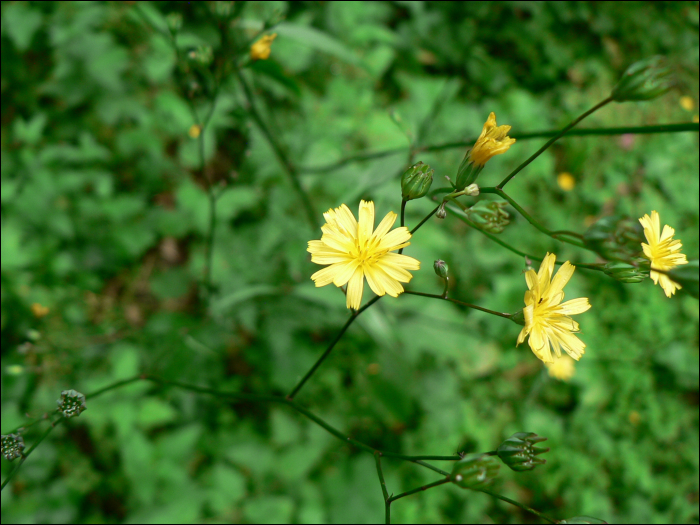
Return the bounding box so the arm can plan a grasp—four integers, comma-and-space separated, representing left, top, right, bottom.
2, 433, 25, 461
668, 260, 699, 299
455, 157, 484, 191
436, 202, 447, 220
559, 517, 608, 524
603, 260, 650, 284
451, 453, 499, 489
57, 389, 87, 418
497, 432, 549, 472
401, 162, 434, 201
611, 56, 673, 102
166, 12, 183, 33
433, 260, 449, 279
583, 215, 644, 261
466, 200, 510, 233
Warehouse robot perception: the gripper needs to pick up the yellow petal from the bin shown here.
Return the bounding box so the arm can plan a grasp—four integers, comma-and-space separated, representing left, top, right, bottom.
346, 266, 365, 309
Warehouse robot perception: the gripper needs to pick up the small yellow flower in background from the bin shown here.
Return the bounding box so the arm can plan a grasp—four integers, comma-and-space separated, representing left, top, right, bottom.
517, 253, 591, 363
545, 354, 575, 381
31, 303, 49, 318
639, 210, 688, 297
557, 172, 576, 191
250, 33, 277, 60
679, 96, 695, 111
308, 201, 420, 310
188, 124, 201, 139
469, 112, 516, 167
693, 114, 699, 124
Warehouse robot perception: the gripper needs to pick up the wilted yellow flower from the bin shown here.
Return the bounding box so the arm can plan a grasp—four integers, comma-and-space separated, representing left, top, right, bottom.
469, 112, 516, 167
517, 253, 591, 363
557, 172, 575, 191
250, 33, 277, 60
308, 201, 420, 310
639, 210, 688, 297
545, 354, 575, 381
31, 303, 49, 318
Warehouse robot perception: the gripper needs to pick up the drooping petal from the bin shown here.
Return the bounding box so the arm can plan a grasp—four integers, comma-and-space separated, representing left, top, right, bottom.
346, 266, 365, 309
363, 265, 386, 296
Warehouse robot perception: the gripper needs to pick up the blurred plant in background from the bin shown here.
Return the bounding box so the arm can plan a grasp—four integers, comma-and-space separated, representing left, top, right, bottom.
1, 2, 698, 524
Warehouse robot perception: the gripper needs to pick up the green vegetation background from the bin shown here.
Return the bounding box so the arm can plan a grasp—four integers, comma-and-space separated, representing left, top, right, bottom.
1, 1, 698, 523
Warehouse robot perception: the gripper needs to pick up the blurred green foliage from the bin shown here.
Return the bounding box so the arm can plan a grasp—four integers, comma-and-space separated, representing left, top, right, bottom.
1, 1, 698, 523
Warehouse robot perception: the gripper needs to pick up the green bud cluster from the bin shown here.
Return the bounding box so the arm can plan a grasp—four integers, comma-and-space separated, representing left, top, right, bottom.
451, 453, 499, 489
1, 433, 25, 461
583, 215, 644, 261
496, 432, 549, 472
603, 260, 649, 284
57, 389, 87, 418
466, 200, 510, 233
611, 56, 674, 102
401, 162, 434, 201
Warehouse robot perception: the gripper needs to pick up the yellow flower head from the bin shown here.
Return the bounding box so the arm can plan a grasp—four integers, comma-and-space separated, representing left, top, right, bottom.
639, 210, 688, 297
31, 303, 49, 318
250, 33, 277, 60
308, 201, 421, 310
517, 253, 591, 363
468, 112, 516, 167
545, 354, 575, 381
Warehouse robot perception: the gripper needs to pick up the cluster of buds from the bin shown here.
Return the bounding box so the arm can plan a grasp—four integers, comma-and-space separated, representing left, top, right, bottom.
1, 433, 25, 461
583, 215, 644, 261
603, 260, 650, 284
611, 56, 673, 102
450, 453, 499, 489
496, 432, 549, 472
401, 162, 434, 201
465, 200, 510, 233
57, 389, 87, 418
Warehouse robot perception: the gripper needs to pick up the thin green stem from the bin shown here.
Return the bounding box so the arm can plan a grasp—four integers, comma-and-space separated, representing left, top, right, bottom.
403, 290, 512, 320
1, 418, 63, 491
235, 68, 317, 230
299, 122, 698, 174
398, 199, 407, 255
476, 487, 557, 523
286, 295, 382, 399
388, 477, 451, 504
498, 97, 613, 188
410, 204, 441, 235
375, 453, 390, 502
480, 187, 586, 248
86, 376, 142, 399
411, 460, 450, 476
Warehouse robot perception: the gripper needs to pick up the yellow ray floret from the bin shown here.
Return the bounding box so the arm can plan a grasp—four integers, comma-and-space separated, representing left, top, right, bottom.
468, 112, 516, 167
516, 253, 591, 363
545, 354, 575, 381
639, 210, 688, 297
308, 201, 421, 310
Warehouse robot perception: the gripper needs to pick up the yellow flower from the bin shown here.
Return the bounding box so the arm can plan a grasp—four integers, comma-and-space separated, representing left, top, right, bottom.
188, 124, 201, 139
545, 354, 575, 381
250, 33, 277, 60
517, 253, 591, 363
308, 201, 420, 310
557, 172, 575, 191
468, 112, 516, 167
639, 210, 688, 297
31, 303, 49, 318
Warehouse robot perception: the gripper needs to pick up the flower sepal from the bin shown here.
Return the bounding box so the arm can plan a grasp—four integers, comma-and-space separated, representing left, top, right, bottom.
496, 432, 549, 472
450, 453, 499, 489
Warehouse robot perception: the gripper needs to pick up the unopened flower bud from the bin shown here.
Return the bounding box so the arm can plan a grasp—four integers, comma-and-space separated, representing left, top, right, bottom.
401, 162, 434, 201
497, 432, 549, 472
583, 215, 644, 261
466, 200, 510, 233
603, 261, 649, 283
436, 202, 447, 220
612, 56, 673, 102
559, 517, 608, 524
433, 260, 448, 279
57, 389, 86, 418
451, 453, 499, 489
1, 433, 25, 461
